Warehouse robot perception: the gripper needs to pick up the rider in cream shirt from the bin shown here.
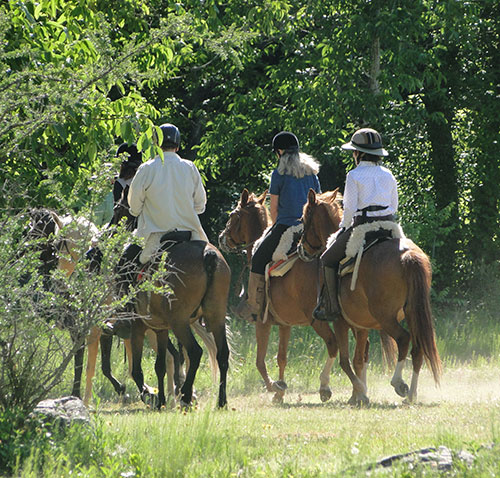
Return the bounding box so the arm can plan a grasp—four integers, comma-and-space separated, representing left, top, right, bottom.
128, 124, 208, 263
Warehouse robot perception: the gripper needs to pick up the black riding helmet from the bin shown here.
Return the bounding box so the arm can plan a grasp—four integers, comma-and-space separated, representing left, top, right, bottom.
159, 123, 181, 149
272, 131, 300, 153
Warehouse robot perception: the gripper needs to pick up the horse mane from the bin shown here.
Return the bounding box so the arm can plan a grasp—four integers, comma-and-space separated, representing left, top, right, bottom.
303, 189, 343, 230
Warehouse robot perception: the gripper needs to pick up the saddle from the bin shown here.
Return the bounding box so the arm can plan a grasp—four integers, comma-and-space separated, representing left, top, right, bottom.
339, 221, 405, 291
138, 230, 192, 280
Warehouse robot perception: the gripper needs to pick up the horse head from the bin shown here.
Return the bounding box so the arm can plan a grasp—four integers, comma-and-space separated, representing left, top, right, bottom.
218, 188, 270, 253
24, 208, 62, 277
110, 185, 137, 230
298, 188, 343, 262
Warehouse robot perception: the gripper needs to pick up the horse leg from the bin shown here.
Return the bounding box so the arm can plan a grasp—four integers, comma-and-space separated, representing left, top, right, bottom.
130, 319, 157, 407
71, 332, 85, 398
210, 322, 230, 408
272, 325, 291, 404
255, 320, 275, 392
100, 334, 126, 397
165, 337, 181, 399
311, 321, 338, 402
83, 326, 100, 406
154, 330, 170, 410
170, 323, 202, 407
352, 329, 370, 392
382, 321, 411, 398
408, 341, 424, 403
333, 319, 368, 405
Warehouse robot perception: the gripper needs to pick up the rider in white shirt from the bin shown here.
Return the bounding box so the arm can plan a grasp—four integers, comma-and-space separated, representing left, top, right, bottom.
128, 123, 208, 264
314, 128, 398, 321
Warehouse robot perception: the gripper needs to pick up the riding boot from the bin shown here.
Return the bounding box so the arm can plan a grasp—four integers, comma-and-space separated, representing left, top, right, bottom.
312, 265, 340, 322
234, 272, 265, 322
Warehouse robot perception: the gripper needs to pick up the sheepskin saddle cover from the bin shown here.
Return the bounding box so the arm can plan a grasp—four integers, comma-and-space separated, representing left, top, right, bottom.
339, 221, 405, 277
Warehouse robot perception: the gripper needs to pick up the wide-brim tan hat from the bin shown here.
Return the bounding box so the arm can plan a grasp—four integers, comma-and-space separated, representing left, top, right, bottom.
341, 128, 389, 157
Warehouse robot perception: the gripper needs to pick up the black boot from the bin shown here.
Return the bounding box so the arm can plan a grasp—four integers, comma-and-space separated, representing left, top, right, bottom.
312, 266, 340, 321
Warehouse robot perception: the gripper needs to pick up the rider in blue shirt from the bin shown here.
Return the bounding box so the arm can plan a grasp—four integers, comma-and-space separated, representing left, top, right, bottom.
235, 131, 321, 322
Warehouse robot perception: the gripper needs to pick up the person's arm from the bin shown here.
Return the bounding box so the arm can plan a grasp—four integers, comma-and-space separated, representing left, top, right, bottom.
127, 167, 147, 218
339, 173, 357, 228
192, 164, 207, 214
391, 176, 399, 212
270, 194, 279, 224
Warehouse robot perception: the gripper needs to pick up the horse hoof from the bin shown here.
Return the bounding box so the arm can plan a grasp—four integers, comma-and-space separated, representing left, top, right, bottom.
393, 382, 409, 398
319, 387, 332, 402
271, 380, 288, 392
272, 393, 284, 404
141, 391, 159, 408
179, 400, 192, 411
348, 394, 369, 406
120, 393, 132, 404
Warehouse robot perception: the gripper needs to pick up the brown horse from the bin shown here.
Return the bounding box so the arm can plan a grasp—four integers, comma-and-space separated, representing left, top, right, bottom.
29, 208, 218, 407
114, 189, 231, 408
298, 189, 442, 404
219, 189, 340, 403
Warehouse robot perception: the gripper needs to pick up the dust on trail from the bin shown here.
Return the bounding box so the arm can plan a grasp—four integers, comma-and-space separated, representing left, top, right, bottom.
227, 365, 500, 410
340, 365, 500, 406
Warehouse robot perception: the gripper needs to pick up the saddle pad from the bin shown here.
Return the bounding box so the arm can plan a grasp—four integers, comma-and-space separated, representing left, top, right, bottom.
339, 235, 390, 277
267, 252, 299, 278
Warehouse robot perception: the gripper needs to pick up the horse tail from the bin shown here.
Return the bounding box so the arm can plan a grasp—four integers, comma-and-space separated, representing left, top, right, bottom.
191, 320, 218, 383
379, 331, 397, 370
402, 249, 442, 384
203, 247, 218, 284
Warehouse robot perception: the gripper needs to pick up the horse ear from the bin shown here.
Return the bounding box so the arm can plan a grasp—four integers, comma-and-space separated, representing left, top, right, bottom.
50, 211, 64, 231
257, 189, 268, 205
307, 188, 317, 206
240, 188, 249, 207
328, 188, 340, 203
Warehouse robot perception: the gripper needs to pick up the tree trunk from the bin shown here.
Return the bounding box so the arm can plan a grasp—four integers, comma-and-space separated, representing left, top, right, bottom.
422, 89, 459, 288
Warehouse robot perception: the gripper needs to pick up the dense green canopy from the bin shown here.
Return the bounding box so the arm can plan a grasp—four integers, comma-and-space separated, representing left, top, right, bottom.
1, 0, 499, 293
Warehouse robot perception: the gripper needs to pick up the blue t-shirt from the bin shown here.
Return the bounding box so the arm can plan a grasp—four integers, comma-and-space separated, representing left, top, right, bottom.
269, 170, 321, 226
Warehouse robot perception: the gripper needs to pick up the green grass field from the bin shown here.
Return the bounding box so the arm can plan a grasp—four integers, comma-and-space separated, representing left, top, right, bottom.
12, 304, 500, 477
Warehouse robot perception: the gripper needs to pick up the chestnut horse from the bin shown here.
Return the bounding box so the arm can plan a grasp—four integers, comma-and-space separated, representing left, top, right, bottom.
298, 189, 442, 404
219, 189, 340, 403
114, 189, 231, 408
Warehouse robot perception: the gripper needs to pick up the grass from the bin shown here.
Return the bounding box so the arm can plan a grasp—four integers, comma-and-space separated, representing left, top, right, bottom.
8, 299, 500, 478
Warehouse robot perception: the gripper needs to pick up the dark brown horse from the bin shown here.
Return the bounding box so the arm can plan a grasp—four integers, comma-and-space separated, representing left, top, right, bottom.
298, 189, 442, 404
219, 189, 340, 403
114, 188, 231, 408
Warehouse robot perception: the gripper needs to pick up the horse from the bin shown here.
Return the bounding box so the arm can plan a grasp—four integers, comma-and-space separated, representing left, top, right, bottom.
27, 208, 219, 407
113, 187, 231, 408
298, 189, 442, 404
218, 188, 342, 403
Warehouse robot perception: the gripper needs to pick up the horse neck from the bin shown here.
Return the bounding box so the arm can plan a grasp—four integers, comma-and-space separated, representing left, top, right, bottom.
247, 203, 271, 243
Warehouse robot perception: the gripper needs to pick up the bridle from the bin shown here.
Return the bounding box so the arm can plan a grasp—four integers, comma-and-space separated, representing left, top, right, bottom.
218, 208, 258, 254
297, 207, 327, 262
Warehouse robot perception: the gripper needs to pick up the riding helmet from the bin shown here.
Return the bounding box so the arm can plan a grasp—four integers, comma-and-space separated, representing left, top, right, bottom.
159, 123, 181, 149
272, 131, 300, 153
341, 128, 388, 157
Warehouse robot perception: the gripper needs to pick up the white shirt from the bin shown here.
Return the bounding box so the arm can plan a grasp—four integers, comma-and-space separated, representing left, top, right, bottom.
128, 151, 208, 242
340, 161, 398, 229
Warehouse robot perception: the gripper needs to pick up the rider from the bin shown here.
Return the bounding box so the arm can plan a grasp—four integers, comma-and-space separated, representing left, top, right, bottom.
313, 127, 398, 321
235, 131, 321, 322
114, 143, 143, 205
128, 123, 208, 265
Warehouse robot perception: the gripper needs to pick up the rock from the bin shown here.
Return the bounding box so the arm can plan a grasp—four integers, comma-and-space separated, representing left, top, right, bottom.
31, 396, 90, 428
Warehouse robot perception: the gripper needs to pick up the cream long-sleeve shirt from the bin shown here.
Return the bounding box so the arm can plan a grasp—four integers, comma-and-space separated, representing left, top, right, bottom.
128, 151, 208, 242
339, 161, 398, 229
